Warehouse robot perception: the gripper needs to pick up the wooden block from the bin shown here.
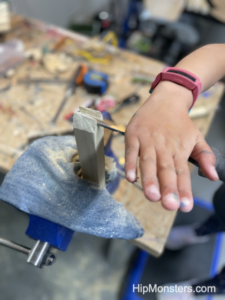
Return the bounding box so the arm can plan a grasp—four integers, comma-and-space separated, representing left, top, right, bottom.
73, 107, 105, 188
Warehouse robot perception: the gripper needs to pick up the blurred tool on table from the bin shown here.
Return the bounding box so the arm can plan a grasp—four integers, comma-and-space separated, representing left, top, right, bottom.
51, 64, 88, 125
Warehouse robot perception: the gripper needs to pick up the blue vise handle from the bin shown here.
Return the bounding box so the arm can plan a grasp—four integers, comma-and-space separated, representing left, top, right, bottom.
26, 215, 74, 251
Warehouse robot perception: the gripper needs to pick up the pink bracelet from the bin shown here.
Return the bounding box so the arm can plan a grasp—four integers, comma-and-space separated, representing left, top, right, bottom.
150, 67, 202, 109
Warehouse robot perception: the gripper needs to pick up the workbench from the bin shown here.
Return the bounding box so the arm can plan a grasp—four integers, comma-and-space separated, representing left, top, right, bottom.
0, 15, 224, 257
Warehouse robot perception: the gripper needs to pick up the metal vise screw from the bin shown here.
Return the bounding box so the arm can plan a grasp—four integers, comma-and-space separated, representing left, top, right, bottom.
0, 237, 56, 268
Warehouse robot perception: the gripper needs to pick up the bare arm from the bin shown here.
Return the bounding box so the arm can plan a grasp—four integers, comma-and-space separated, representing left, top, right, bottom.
125, 44, 225, 212
177, 44, 225, 92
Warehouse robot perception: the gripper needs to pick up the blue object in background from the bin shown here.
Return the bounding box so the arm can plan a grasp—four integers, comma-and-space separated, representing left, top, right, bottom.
119, 0, 140, 48
26, 215, 74, 251
83, 71, 108, 95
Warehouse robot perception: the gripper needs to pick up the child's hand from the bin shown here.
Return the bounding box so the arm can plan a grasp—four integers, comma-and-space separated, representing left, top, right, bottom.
125, 81, 219, 212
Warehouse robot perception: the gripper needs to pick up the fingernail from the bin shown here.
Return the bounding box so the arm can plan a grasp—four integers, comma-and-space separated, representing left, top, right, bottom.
127, 170, 136, 182
210, 166, 219, 180
147, 185, 161, 201
180, 197, 190, 208
164, 193, 179, 204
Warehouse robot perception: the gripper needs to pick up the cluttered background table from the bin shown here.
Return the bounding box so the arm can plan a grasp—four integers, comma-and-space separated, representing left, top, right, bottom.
0, 14, 224, 257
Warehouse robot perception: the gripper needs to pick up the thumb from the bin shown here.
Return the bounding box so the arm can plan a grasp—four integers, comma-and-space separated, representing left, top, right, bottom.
191, 135, 219, 181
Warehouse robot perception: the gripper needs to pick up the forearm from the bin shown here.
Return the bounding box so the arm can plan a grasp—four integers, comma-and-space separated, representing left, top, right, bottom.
148, 44, 225, 111
176, 44, 225, 92
126, 47, 222, 212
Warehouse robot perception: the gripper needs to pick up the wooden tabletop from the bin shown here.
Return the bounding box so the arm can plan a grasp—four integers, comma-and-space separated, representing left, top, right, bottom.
0, 15, 224, 256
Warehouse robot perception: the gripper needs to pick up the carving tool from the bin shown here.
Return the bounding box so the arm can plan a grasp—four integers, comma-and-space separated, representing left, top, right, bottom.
112, 93, 140, 113
97, 121, 125, 135
51, 64, 87, 125
18, 78, 70, 85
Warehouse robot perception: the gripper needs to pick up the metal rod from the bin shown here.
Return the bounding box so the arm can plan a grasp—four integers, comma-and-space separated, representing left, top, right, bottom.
97, 122, 125, 135
18, 79, 70, 85
27, 240, 51, 268
0, 237, 30, 255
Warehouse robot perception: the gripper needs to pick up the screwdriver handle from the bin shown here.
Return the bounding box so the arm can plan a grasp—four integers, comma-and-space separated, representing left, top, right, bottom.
73, 64, 88, 86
